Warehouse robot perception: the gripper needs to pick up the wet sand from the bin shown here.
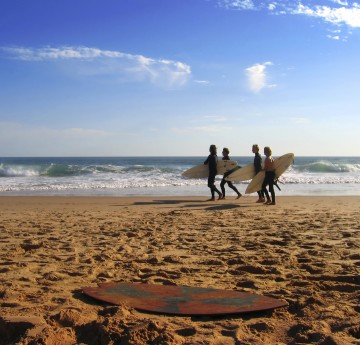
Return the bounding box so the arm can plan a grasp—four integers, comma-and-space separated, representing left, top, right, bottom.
0, 196, 359, 344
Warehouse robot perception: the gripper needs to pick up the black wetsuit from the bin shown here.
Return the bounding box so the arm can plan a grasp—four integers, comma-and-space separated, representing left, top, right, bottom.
262, 170, 275, 203
220, 157, 241, 197
254, 152, 264, 199
204, 154, 221, 198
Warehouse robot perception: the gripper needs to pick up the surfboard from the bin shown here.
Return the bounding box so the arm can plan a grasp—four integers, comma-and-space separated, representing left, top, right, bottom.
245, 153, 294, 194
182, 160, 238, 178
82, 282, 288, 315
225, 163, 256, 182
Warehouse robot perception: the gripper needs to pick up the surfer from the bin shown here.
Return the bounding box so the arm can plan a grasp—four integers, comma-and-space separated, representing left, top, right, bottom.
252, 144, 265, 203
262, 146, 276, 205
219, 147, 242, 200
204, 145, 222, 201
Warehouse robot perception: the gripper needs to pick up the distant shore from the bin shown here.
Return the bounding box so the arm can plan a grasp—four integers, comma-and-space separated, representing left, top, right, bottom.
0, 196, 359, 344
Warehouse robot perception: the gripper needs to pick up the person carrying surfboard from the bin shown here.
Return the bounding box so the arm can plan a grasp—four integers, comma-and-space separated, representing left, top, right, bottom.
219, 147, 242, 200
252, 144, 265, 203
204, 145, 222, 201
262, 146, 276, 205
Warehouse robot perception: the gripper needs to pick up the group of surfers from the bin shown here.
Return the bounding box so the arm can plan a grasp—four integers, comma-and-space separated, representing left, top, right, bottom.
204, 144, 277, 205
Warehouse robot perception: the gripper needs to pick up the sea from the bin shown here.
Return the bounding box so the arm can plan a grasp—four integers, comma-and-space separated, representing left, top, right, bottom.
0, 156, 359, 197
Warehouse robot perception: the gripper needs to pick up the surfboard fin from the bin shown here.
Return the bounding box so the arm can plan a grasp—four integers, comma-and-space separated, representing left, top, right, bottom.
274, 179, 281, 191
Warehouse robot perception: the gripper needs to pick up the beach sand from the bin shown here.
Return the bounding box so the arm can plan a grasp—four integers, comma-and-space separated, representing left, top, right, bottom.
0, 196, 359, 345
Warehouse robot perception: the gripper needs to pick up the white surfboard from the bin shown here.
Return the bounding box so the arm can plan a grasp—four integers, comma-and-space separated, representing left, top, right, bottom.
182, 160, 238, 179
245, 153, 294, 194
225, 163, 256, 182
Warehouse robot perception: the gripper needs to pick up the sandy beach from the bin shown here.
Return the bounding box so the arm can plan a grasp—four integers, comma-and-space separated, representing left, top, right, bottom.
0, 196, 359, 344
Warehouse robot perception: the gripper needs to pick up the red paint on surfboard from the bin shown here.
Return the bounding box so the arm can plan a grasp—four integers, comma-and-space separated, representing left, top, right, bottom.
82, 282, 288, 315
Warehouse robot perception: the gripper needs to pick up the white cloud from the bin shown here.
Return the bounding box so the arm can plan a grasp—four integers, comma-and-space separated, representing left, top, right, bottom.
216, 1, 360, 31
327, 34, 341, 39
245, 61, 275, 93
293, 3, 360, 27
194, 79, 210, 84
1, 46, 192, 88
330, 0, 349, 6
268, 3, 276, 11
218, 0, 256, 10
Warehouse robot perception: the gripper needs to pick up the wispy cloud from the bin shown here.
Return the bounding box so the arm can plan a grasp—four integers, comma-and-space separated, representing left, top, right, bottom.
245, 61, 275, 93
0, 121, 116, 156
0, 46, 192, 88
290, 117, 311, 124
194, 79, 210, 85
0, 121, 110, 138
291, 3, 360, 27
203, 115, 227, 122
172, 115, 230, 133
218, 0, 256, 10
171, 124, 232, 134
217, 1, 360, 37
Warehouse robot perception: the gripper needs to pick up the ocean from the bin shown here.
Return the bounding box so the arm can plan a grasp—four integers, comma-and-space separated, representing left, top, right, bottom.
0, 156, 359, 196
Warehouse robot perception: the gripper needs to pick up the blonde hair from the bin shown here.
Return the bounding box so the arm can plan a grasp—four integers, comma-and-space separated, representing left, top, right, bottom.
264, 146, 272, 156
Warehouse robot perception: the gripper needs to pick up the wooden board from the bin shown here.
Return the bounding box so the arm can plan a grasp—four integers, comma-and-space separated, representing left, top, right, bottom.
245, 153, 294, 194
82, 282, 288, 316
182, 160, 238, 178
225, 163, 256, 182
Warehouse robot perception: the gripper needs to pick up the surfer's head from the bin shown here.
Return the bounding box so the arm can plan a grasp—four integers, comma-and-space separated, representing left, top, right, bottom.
252, 144, 259, 153
264, 146, 272, 156
209, 145, 217, 154
222, 147, 229, 156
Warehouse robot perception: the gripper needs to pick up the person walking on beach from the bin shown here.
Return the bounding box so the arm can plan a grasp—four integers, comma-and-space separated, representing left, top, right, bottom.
252, 144, 265, 203
204, 144, 222, 201
219, 147, 242, 200
262, 146, 276, 205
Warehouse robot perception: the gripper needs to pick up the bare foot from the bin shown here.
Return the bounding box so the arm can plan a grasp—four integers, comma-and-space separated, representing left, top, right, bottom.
236, 194, 242, 199
218, 194, 223, 200
207, 197, 215, 201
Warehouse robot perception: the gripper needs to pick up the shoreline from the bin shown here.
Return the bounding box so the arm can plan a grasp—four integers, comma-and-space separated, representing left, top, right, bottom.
1, 195, 359, 344
1, 182, 360, 197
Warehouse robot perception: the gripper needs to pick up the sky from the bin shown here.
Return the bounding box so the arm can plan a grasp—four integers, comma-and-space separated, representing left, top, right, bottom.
0, 0, 360, 157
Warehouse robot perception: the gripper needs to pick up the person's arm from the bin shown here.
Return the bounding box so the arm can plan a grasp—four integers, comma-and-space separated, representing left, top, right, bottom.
264, 157, 271, 171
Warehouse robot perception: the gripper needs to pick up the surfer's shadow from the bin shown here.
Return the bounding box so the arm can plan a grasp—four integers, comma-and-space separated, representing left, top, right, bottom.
184, 204, 240, 211
183, 203, 258, 210
133, 200, 204, 206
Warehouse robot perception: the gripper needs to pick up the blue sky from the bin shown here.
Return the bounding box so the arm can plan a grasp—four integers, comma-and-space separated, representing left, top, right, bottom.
0, 0, 359, 156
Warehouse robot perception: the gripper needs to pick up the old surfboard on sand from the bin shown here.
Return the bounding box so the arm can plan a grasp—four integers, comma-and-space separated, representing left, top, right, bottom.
225, 163, 256, 182
245, 153, 294, 194
182, 160, 238, 179
83, 282, 288, 315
